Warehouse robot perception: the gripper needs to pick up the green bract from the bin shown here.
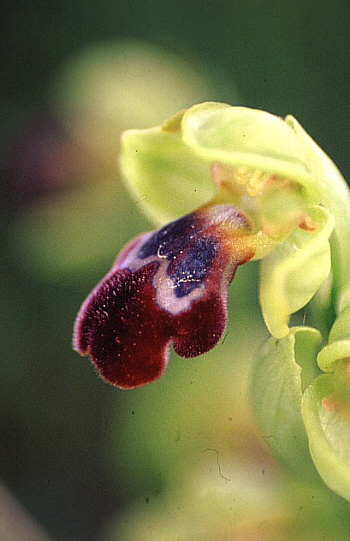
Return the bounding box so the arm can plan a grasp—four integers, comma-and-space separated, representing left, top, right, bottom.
251, 327, 321, 476
120, 102, 350, 501
318, 305, 350, 372
301, 375, 350, 502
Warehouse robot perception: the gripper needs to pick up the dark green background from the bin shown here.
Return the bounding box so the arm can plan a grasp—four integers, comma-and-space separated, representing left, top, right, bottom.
1, 1, 350, 540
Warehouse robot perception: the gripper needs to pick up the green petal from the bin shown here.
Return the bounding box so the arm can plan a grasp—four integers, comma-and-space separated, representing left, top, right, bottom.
259, 206, 334, 338
301, 375, 350, 502
252, 327, 321, 476
120, 126, 214, 224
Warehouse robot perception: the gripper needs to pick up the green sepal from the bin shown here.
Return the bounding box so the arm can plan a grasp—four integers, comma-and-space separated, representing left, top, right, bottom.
119, 102, 328, 226
286, 115, 350, 310
259, 206, 334, 338
301, 374, 350, 502
252, 327, 321, 476
120, 126, 214, 224
181, 103, 321, 204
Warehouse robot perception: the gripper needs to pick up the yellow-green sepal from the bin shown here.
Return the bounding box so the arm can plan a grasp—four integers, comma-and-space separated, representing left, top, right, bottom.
286, 115, 350, 308
120, 125, 215, 224
119, 102, 327, 226
181, 103, 321, 204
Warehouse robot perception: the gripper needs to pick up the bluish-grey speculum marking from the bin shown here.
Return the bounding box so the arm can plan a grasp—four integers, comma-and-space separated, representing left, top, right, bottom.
137, 212, 218, 297
168, 237, 217, 297
138, 214, 199, 260
138, 214, 217, 297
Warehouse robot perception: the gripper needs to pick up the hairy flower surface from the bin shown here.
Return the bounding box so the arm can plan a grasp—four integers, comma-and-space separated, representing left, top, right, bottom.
74, 204, 254, 388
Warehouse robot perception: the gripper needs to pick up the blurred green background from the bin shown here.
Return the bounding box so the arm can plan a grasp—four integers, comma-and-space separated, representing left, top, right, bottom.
1, 1, 350, 540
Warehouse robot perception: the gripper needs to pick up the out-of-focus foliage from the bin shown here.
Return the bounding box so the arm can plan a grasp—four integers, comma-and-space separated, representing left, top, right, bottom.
2, 1, 350, 540
8, 40, 225, 284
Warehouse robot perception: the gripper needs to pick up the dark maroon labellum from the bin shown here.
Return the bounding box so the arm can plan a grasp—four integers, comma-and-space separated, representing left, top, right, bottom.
73, 204, 254, 389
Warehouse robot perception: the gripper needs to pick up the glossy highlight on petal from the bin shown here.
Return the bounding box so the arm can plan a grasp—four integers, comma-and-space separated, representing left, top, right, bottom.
73, 204, 255, 389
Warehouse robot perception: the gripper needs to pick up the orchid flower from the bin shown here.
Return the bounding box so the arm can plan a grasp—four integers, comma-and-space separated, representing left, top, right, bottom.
73, 102, 350, 502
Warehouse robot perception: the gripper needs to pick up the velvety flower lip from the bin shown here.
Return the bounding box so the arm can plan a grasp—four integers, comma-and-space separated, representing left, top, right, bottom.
73, 204, 255, 389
